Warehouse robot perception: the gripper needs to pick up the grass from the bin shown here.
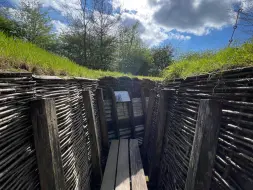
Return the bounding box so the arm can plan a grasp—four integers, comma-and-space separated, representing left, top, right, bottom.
0, 32, 161, 81
163, 41, 253, 81
4, 30, 252, 83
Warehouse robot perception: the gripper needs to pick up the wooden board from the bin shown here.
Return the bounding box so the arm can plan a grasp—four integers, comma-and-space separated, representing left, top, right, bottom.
82, 90, 102, 183
101, 140, 119, 190
110, 88, 120, 138
185, 99, 222, 190
96, 88, 109, 149
116, 139, 130, 190
31, 99, 66, 190
143, 90, 156, 151
149, 90, 170, 183
130, 139, 148, 190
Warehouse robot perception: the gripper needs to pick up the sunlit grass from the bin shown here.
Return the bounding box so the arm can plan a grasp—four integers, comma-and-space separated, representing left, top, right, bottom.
163, 41, 253, 81
0, 32, 161, 81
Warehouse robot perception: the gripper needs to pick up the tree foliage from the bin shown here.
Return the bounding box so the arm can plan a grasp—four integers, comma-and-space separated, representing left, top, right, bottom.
0, 15, 16, 36
0, 9, 22, 37
17, 0, 54, 48
115, 23, 153, 75
0, 0, 54, 49
149, 45, 173, 76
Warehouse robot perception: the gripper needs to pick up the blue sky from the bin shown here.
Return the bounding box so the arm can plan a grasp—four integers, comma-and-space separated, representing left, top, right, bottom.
170, 26, 252, 55
1, 0, 253, 53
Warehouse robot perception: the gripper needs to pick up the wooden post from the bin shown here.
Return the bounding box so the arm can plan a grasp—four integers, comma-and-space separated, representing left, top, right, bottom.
110, 88, 120, 138
96, 88, 109, 149
128, 92, 135, 138
31, 99, 66, 190
149, 90, 171, 184
143, 90, 156, 151
185, 99, 222, 190
82, 90, 102, 184
140, 88, 147, 120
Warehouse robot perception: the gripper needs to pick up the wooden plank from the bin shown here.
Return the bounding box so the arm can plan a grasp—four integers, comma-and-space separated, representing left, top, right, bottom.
101, 140, 119, 190
31, 99, 66, 190
110, 87, 120, 138
96, 88, 109, 149
82, 90, 102, 184
143, 90, 156, 151
149, 90, 171, 184
116, 139, 130, 190
184, 99, 222, 190
130, 139, 148, 190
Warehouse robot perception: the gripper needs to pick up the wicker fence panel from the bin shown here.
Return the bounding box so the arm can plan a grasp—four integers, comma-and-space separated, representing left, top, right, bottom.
34, 77, 98, 190
0, 73, 40, 190
157, 67, 253, 190
157, 84, 197, 190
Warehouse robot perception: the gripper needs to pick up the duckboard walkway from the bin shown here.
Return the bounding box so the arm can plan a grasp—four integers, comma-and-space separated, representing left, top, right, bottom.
101, 139, 148, 190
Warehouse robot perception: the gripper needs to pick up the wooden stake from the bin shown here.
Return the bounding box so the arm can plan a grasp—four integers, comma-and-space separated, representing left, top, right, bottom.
140, 88, 147, 120
149, 90, 171, 184
82, 90, 102, 184
128, 92, 135, 138
185, 99, 222, 190
31, 99, 66, 190
143, 90, 156, 151
96, 88, 109, 149
110, 88, 120, 138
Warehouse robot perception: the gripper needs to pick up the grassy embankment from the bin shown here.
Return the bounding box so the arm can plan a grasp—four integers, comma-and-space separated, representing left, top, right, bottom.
2, 31, 253, 81
163, 41, 253, 80
0, 32, 161, 80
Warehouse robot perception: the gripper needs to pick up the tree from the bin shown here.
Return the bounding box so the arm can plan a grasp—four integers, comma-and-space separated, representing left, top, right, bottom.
14, 0, 54, 48
114, 22, 153, 75
92, 0, 120, 70
118, 47, 153, 75
60, 0, 95, 66
0, 15, 17, 36
59, 32, 87, 64
0, 8, 23, 37
149, 45, 173, 76
59, 0, 120, 70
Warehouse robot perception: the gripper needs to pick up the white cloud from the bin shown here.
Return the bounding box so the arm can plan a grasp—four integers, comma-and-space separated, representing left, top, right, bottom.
112, 0, 253, 46
119, 3, 191, 46
51, 20, 68, 34
4, 0, 253, 46
167, 33, 191, 40
241, 0, 253, 11
151, 0, 240, 36
41, 0, 81, 16
113, 0, 150, 12
7, 0, 81, 17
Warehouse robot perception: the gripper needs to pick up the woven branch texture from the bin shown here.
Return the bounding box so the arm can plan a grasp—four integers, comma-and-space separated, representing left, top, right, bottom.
0, 74, 102, 190
156, 67, 253, 190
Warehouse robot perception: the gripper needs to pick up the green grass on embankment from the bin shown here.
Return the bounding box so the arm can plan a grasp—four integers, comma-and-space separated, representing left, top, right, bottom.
0, 32, 161, 81
163, 41, 253, 81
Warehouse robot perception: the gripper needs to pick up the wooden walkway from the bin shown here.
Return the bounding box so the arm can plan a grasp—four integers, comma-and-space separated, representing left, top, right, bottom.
101, 139, 147, 190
